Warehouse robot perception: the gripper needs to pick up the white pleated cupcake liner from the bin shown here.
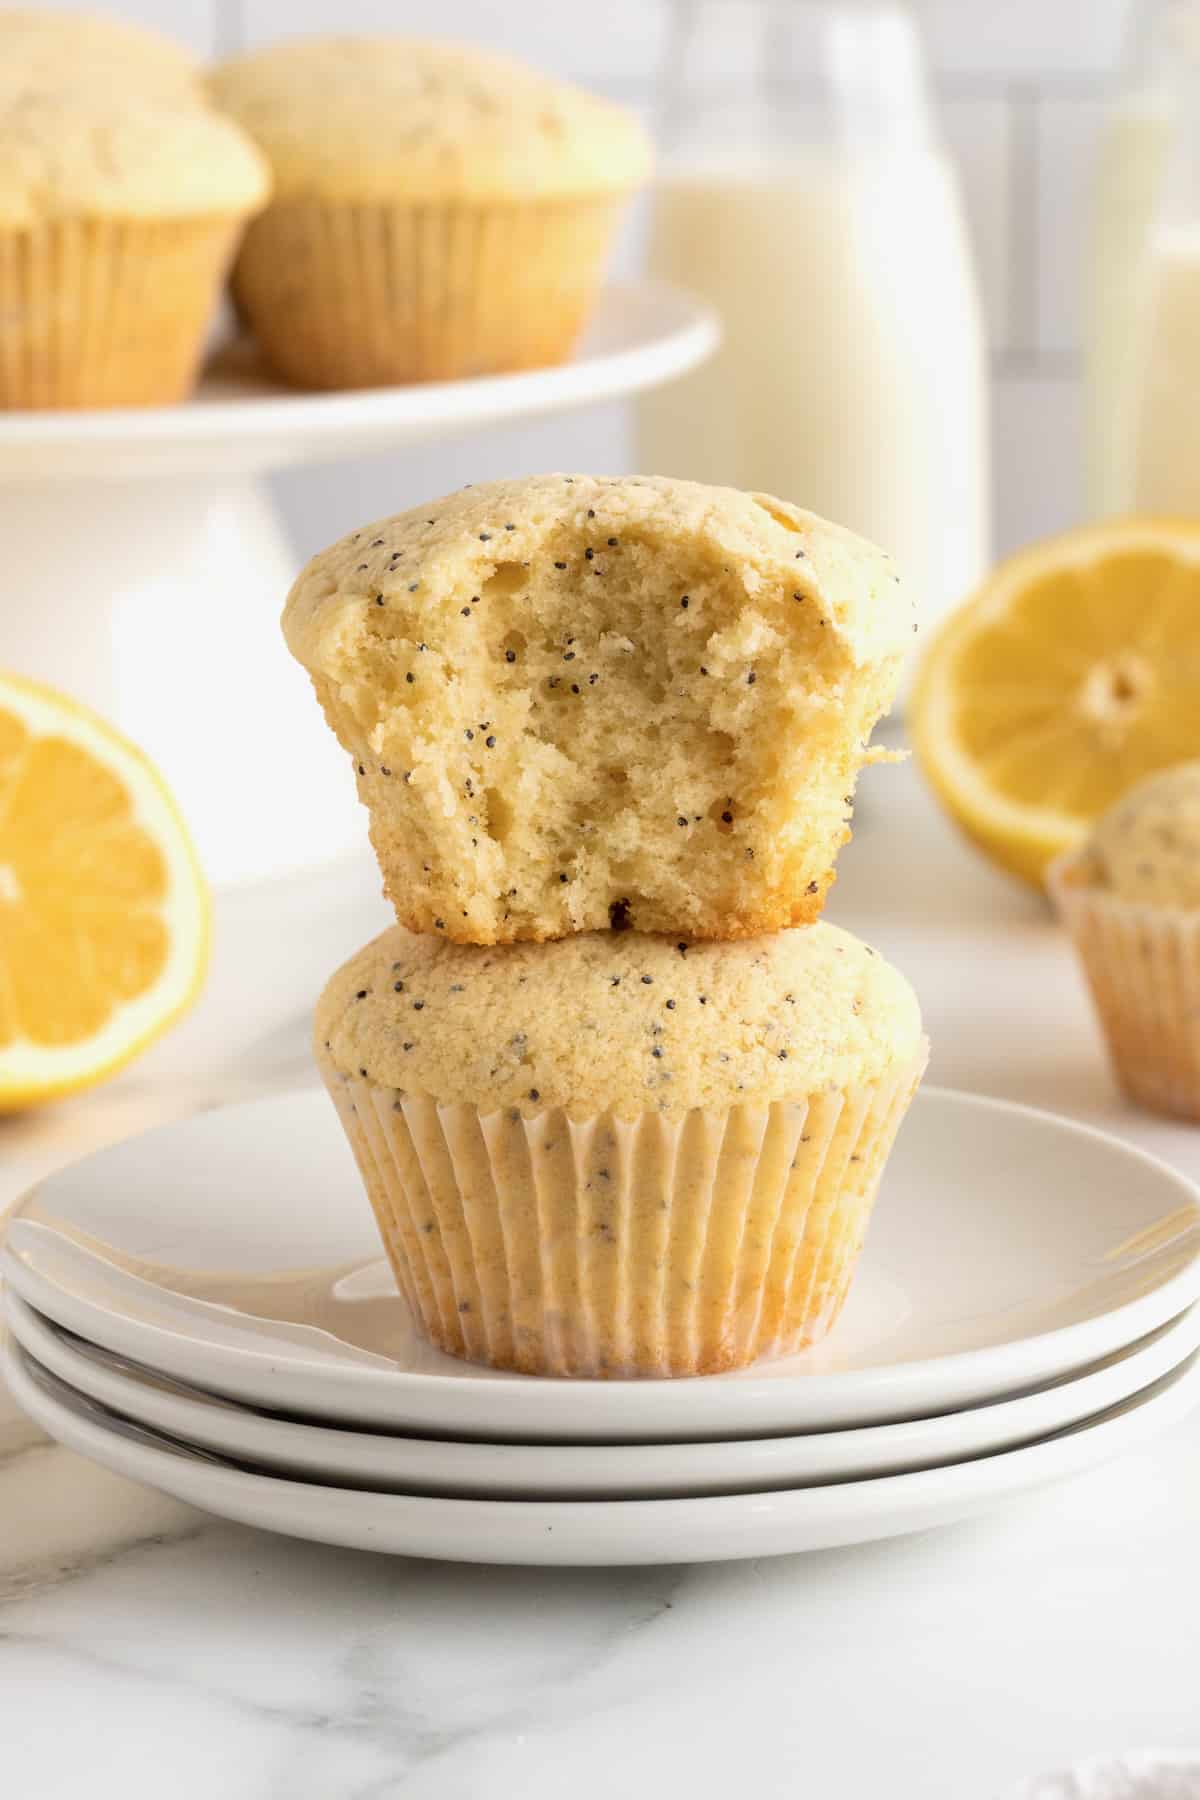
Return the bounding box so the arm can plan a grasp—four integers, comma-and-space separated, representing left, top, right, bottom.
1049, 851, 1200, 1120
319, 1044, 928, 1378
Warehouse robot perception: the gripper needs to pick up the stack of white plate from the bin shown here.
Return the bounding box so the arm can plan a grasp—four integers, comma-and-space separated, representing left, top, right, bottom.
5, 1087, 1200, 1566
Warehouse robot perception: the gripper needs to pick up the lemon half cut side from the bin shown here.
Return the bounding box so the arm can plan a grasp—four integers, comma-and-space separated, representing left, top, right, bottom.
912, 519, 1200, 885
0, 672, 209, 1109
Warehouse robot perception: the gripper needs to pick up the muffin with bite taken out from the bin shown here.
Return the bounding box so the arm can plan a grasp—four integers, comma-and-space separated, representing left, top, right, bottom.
282, 474, 914, 945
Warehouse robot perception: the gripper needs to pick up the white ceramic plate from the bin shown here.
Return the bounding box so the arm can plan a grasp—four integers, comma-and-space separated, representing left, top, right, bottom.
6, 1337, 1198, 1566
9, 1292, 1200, 1500
5, 1086, 1200, 1442
0, 282, 719, 481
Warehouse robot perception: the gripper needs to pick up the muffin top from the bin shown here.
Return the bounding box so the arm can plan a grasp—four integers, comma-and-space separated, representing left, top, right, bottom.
285, 473, 913, 691
0, 8, 198, 94
1083, 762, 1200, 908
316, 923, 923, 1119
0, 86, 271, 227
208, 37, 652, 204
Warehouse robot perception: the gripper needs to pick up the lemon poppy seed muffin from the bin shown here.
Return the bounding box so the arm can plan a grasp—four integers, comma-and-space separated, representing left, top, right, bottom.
0, 9, 200, 95
208, 36, 651, 388
1051, 762, 1200, 1119
1084, 762, 1200, 908
317, 922, 926, 1376
0, 86, 270, 408
284, 474, 914, 945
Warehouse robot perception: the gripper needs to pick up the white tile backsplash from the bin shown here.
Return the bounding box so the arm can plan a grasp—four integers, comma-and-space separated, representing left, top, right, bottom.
1035, 96, 1108, 356
912, 0, 1131, 79
993, 371, 1084, 554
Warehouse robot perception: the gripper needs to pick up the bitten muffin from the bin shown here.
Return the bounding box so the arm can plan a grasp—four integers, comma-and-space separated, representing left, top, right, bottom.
283, 474, 914, 944
316, 922, 927, 1377
0, 8, 199, 95
208, 36, 651, 388
0, 87, 270, 408
1050, 762, 1200, 1119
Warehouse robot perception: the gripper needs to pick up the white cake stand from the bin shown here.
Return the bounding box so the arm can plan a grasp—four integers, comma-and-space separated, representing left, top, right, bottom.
0, 281, 717, 885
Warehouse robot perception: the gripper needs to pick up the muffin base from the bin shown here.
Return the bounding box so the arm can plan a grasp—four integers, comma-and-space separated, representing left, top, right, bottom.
0, 216, 244, 409
231, 195, 626, 389
319, 1046, 928, 1378
1050, 855, 1200, 1120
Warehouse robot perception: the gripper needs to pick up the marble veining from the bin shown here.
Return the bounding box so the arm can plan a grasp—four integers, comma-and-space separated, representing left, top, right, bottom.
3, 1425, 1200, 1798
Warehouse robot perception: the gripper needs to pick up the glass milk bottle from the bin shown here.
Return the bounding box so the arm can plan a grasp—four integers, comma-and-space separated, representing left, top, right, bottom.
1128, 24, 1200, 511
636, 0, 991, 642
1084, 0, 1200, 515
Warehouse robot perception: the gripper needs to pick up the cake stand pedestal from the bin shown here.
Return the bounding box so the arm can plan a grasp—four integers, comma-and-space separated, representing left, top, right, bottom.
0, 282, 717, 885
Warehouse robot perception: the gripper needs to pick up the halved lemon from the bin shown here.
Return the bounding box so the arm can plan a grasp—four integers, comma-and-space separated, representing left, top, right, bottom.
911, 518, 1200, 886
0, 672, 209, 1109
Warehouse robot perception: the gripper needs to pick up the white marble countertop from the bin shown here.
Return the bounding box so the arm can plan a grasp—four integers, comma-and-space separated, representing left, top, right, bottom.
3, 764, 1199, 1798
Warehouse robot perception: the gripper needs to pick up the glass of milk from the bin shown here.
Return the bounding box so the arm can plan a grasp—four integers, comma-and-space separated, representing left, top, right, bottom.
636, 0, 991, 646
1084, 0, 1200, 516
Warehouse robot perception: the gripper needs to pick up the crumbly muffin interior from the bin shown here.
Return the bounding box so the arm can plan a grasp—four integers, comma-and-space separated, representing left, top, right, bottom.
304, 499, 896, 942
